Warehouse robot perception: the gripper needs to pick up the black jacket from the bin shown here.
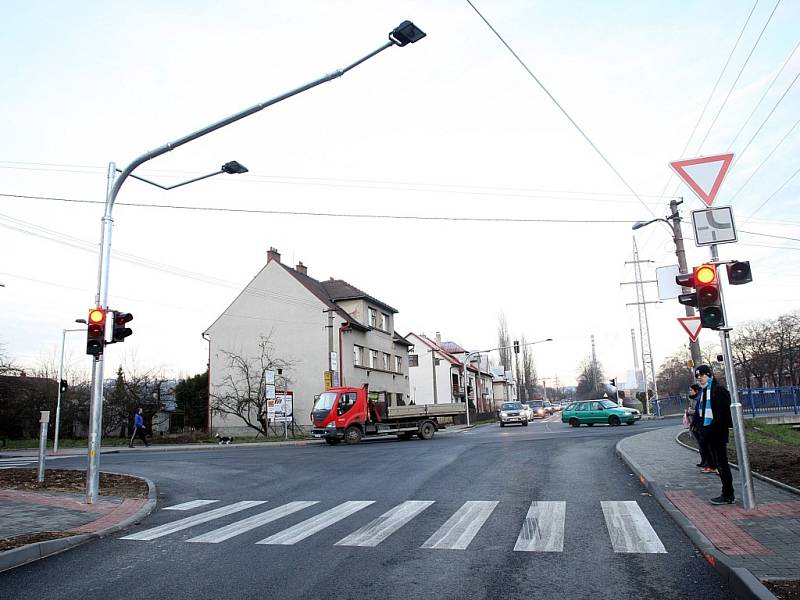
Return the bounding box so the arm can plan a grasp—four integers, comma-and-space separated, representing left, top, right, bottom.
700, 379, 732, 442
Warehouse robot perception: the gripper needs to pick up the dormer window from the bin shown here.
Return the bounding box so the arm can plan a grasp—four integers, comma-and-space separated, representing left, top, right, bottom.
380, 313, 389, 331
368, 308, 377, 327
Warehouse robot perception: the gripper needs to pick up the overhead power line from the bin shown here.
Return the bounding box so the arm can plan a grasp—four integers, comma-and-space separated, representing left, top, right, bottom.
464, 1, 659, 222
0, 193, 642, 224
659, 0, 760, 200
742, 163, 800, 224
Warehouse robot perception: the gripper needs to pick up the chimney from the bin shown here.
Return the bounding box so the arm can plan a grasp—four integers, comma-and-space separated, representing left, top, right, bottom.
267, 247, 281, 263
435, 332, 441, 344
295, 261, 307, 275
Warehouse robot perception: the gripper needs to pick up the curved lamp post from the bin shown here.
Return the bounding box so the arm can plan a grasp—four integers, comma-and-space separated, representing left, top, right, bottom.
85, 21, 427, 503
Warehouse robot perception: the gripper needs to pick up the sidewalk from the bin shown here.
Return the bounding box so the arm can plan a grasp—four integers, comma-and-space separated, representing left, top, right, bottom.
0, 474, 156, 572
617, 424, 800, 600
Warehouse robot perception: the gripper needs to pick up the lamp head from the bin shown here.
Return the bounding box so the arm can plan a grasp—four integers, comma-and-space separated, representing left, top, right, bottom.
632, 221, 648, 231
222, 161, 248, 175
390, 21, 426, 46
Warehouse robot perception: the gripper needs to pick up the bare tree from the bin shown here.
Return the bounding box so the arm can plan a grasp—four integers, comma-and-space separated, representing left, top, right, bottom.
210, 336, 295, 436
575, 356, 605, 400
497, 312, 511, 372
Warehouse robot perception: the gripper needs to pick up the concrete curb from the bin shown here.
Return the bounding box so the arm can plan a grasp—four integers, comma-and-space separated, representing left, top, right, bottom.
0, 473, 157, 574
615, 434, 777, 600
674, 430, 800, 497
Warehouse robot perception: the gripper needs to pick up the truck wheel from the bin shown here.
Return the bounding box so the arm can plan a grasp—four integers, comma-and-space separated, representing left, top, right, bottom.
418, 421, 436, 440
325, 438, 340, 446
344, 426, 363, 445
397, 432, 414, 441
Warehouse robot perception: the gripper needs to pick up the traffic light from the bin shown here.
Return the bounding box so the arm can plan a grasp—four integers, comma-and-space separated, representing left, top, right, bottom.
726, 261, 752, 285
111, 311, 133, 343
695, 264, 724, 329
60, 379, 68, 393
86, 308, 107, 356
609, 378, 617, 387
675, 270, 698, 308
513, 340, 520, 354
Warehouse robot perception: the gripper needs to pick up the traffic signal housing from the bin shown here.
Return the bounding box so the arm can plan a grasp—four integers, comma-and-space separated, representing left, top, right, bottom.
60, 379, 68, 393
513, 340, 520, 354
86, 308, 107, 356
726, 261, 752, 285
111, 311, 133, 343
695, 264, 724, 329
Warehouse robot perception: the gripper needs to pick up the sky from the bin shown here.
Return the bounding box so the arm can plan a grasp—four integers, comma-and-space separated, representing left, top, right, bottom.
1, 0, 798, 389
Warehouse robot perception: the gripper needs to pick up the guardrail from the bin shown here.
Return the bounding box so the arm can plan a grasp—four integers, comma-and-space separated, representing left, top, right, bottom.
657, 386, 800, 418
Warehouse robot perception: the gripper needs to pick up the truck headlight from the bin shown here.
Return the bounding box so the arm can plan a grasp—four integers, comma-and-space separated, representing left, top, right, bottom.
325, 422, 337, 429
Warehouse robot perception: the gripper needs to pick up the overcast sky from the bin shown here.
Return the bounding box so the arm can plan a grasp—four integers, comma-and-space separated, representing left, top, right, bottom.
1, 1, 798, 388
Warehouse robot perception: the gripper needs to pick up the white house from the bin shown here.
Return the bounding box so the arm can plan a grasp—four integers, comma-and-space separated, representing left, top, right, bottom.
204, 248, 411, 435
491, 367, 517, 409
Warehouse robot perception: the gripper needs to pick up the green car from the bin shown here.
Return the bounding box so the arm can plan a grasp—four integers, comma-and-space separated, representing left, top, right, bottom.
561, 399, 641, 427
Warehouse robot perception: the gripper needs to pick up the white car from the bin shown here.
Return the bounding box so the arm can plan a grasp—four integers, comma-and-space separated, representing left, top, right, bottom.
519, 403, 534, 421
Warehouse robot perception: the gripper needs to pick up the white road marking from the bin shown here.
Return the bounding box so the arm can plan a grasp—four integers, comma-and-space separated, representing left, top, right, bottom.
335, 500, 435, 547
513, 501, 565, 552
421, 501, 498, 550
257, 501, 374, 545
601, 500, 667, 554
187, 501, 318, 543
120, 501, 266, 541
164, 500, 219, 511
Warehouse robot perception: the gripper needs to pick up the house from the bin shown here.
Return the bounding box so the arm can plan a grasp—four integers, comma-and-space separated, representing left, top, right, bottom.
491, 367, 517, 409
406, 333, 495, 414
204, 248, 411, 435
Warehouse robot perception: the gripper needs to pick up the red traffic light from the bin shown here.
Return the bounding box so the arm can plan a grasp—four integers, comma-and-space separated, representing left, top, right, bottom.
111, 311, 134, 343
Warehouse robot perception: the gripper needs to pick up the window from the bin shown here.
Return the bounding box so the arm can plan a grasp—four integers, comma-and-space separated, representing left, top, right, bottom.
381, 313, 389, 331
383, 352, 390, 370
369, 350, 378, 369
395, 356, 402, 373
368, 308, 377, 327
408, 354, 418, 368
338, 392, 358, 415
353, 345, 363, 366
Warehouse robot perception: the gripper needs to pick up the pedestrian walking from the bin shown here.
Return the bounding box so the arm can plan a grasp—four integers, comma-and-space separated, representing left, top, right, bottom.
687, 383, 715, 471
129, 407, 150, 447
694, 365, 734, 505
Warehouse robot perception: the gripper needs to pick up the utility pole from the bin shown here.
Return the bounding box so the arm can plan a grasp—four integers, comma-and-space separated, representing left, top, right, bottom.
670, 198, 703, 367
590, 335, 598, 394
428, 347, 439, 404
623, 238, 660, 414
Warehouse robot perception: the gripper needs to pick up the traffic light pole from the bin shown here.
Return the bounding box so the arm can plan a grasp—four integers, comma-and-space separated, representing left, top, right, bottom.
670, 199, 702, 367
710, 244, 755, 510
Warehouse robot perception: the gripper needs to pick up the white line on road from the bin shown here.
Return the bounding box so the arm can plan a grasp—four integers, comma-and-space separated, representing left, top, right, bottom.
421, 501, 498, 550
187, 501, 318, 543
164, 500, 220, 511
513, 501, 565, 552
257, 501, 374, 545
335, 500, 435, 547
601, 500, 666, 554
120, 501, 266, 541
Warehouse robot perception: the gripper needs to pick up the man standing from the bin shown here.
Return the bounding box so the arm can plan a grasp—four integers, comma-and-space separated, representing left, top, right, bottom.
695, 365, 734, 505
129, 407, 150, 448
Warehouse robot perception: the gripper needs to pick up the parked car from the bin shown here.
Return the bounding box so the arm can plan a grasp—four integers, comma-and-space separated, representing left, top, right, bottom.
525, 400, 547, 419
499, 402, 528, 427
561, 399, 641, 427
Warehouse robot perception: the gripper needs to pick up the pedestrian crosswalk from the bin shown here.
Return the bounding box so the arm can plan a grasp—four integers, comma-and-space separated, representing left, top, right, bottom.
0, 455, 70, 469
121, 497, 669, 554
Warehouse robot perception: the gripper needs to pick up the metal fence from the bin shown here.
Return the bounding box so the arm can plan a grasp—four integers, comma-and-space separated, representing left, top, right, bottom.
657, 386, 800, 418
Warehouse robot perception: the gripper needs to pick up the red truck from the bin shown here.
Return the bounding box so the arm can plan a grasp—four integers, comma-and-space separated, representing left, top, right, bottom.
311, 385, 466, 445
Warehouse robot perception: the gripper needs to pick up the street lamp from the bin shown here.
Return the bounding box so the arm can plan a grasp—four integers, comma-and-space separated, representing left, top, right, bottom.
463, 338, 553, 427
122, 160, 249, 191
84, 21, 427, 503
54, 318, 87, 454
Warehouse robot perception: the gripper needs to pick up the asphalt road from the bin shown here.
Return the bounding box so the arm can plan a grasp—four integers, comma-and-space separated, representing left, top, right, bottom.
0, 416, 733, 600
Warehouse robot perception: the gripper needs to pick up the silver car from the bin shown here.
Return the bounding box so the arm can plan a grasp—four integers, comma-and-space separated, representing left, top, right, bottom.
499, 402, 528, 427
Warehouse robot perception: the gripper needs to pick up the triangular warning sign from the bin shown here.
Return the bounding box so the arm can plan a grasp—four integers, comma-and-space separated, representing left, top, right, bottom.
669, 153, 734, 207
678, 317, 703, 342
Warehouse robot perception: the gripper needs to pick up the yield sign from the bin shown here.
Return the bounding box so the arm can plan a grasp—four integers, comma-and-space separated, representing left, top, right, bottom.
669, 153, 734, 206
678, 317, 703, 342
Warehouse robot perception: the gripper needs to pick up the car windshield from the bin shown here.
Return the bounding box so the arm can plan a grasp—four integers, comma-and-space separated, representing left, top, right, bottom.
600, 400, 618, 409
313, 392, 337, 412
502, 403, 522, 411
528, 401, 543, 408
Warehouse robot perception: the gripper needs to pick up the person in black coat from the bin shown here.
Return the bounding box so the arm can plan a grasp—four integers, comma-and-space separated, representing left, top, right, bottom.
688, 383, 715, 470
695, 364, 734, 504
